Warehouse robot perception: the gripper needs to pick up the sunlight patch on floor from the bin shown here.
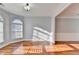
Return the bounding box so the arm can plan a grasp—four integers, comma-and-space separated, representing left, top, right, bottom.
53, 44, 74, 52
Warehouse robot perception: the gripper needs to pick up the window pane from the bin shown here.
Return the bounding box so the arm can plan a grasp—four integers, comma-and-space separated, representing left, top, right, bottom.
12, 19, 23, 39
0, 21, 3, 43
0, 22, 3, 32
0, 33, 3, 42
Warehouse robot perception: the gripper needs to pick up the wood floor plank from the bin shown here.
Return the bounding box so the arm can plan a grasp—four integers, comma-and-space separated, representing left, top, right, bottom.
0, 41, 79, 55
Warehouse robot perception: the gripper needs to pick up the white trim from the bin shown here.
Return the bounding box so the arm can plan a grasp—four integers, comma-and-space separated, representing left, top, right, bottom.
56, 16, 79, 19
0, 39, 31, 48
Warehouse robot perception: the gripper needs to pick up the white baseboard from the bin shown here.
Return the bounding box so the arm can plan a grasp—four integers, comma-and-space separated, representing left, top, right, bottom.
0, 39, 31, 48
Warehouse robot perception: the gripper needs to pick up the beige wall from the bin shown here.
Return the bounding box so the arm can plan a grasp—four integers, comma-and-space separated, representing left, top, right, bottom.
55, 17, 79, 41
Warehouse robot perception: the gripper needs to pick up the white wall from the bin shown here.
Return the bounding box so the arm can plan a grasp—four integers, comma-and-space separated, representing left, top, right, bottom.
23, 17, 54, 43
0, 8, 25, 48
23, 17, 33, 39
0, 8, 11, 42
55, 17, 79, 41
0, 8, 55, 48
0, 8, 54, 42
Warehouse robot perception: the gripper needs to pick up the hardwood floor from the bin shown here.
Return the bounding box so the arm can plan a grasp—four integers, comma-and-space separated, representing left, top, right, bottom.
0, 41, 79, 55
0, 41, 53, 55
54, 41, 79, 55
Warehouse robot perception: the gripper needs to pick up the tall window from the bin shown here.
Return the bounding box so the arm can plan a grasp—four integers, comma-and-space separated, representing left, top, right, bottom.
0, 16, 4, 43
12, 19, 23, 39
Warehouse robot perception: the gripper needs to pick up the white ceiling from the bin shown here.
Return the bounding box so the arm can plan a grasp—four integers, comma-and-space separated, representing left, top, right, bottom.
0, 3, 70, 17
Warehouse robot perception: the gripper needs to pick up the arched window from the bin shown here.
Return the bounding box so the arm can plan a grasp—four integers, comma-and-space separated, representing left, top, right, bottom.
11, 19, 23, 39
0, 16, 4, 43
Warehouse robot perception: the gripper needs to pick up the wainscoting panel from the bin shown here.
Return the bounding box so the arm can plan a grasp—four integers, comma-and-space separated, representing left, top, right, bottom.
56, 33, 79, 41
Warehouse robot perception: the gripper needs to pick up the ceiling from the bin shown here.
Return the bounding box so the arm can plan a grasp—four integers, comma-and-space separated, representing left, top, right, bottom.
57, 3, 79, 17
0, 3, 70, 17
